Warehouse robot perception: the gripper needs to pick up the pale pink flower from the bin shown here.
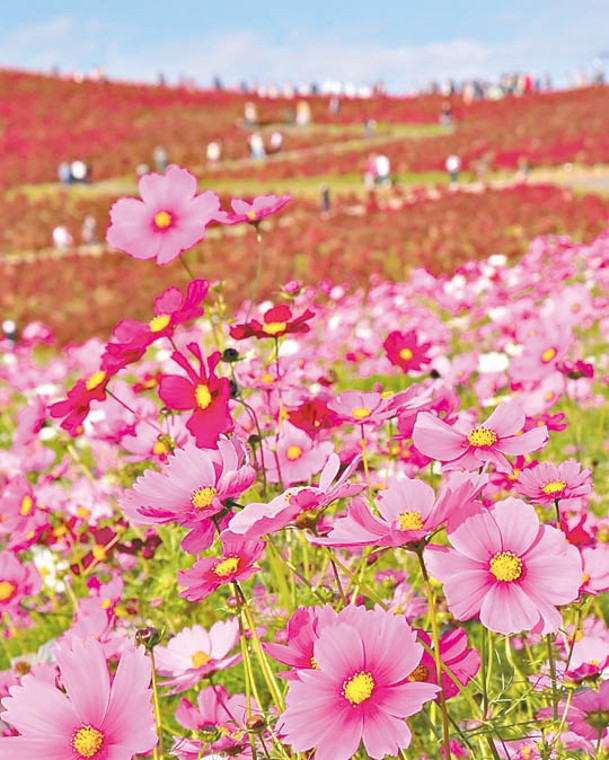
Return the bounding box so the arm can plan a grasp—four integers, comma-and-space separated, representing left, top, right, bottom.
259, 421, 334, 486
106, 166, 221, 264
223, 453, 363, 541
413, 401, 548, 473
0, 637, 157, 759
216, 193, 291, 225
516, 460, 592, 506
155, 620, 240, 693
0, 552, 42, 623
425, 498, 582, 635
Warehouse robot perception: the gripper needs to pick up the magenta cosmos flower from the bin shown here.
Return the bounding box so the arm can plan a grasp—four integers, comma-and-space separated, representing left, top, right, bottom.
48, 369, 109, 436
413, 401, 548, 473
425, 498, 582, 635
120, 438, 255, 553
0, 636, 156, 759
277, 605, 439, 760
383, 329, 432, 373
178, 539, 265, 602
155, 619, 240, 693
102, 279, 209, 374
106, 165, 221, 264
216, 193, 291, 225
158, 343, 233, 448
229, 304, 314, 340
410, 628, 480, 700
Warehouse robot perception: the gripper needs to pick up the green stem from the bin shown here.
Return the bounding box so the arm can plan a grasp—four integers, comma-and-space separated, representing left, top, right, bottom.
416, 550, 452, 760
546, 634, 559, 721
148, 649, 165, 760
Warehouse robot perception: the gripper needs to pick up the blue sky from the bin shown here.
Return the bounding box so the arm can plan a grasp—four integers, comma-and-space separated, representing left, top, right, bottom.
2, 1, 609, 91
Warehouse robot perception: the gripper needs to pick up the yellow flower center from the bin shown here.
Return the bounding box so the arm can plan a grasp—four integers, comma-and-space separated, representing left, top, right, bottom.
352, 407, 372, 420
397, 511, 424, 531
247, 210, 257, 220
310, 657, 320, 669
399, 347, 414, 361
214, 556, 240, 577
20, 495, 34, 516
262, 321, 287, 336
85, 371, 106, 391
541, 347, 557, 364
467, 426, 497, 447
0, 581, 16, 602
407, 663, 430, 682
191, 486, 217, 510
261, 372, 275, 385
342, 671, 375, 706
195, 384, 212, 409
541, 480, 566, 496
92, 545, 106, 562
192, 650, 211, 668
149, 314, 171, 333
154, 210, 173, 229
286, 445, 303, 461
72, 725, 104, 758
152, 440, 170, 456
544, 391, 555, 401
489, 552, 523, 582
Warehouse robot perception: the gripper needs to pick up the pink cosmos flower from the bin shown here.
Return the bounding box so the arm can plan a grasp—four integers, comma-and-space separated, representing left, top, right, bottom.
516, 460, 592, 507
564, 680, 609, 742
106, 165, 221, 264
425, 498, 582, 635
230, 304, 314, 340
216, 193, 291, 225
313, 472, 485, 549
277, 605, 439, 760
158, 343, 233, 448
172, 685, 254, 758
120, 438, 255, 553
0, 476, 47, 551
0, 552, 42, 623
383, 329, 432, 372
102, 279, 209, 374
409, 628, 480, 700
155, 620, 240, 693
0, 636, 156, 759
178, 539, 265, 602
223, 453, 364, 541
413, 401, 548, 473
48, 369, 109, 436
259, 421, 334, 486
330, 386, 432, 428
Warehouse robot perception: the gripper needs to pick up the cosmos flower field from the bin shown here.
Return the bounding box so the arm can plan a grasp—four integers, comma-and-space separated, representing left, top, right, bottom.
1, 164, 609, 759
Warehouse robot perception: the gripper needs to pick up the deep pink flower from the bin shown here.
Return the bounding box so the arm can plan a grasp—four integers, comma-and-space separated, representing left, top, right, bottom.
0, 637, 157, 759
277, 605, 439, 760
102, 279, 209, 373
287, 399, 341, 436
413, 401, 548, 473
178, 539, 265, 602
425, 498, 582, 635
48, 369, 109, 436
120, 438, 255, 553
158, 343, 233, 448
383, 329, 432, 372
106, 166, 221, 264
216, 193, 291, 225
516, 460, 592, 506
155, 620, 241, 693
230, 304, 314, 340
409, 628, 480, 700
